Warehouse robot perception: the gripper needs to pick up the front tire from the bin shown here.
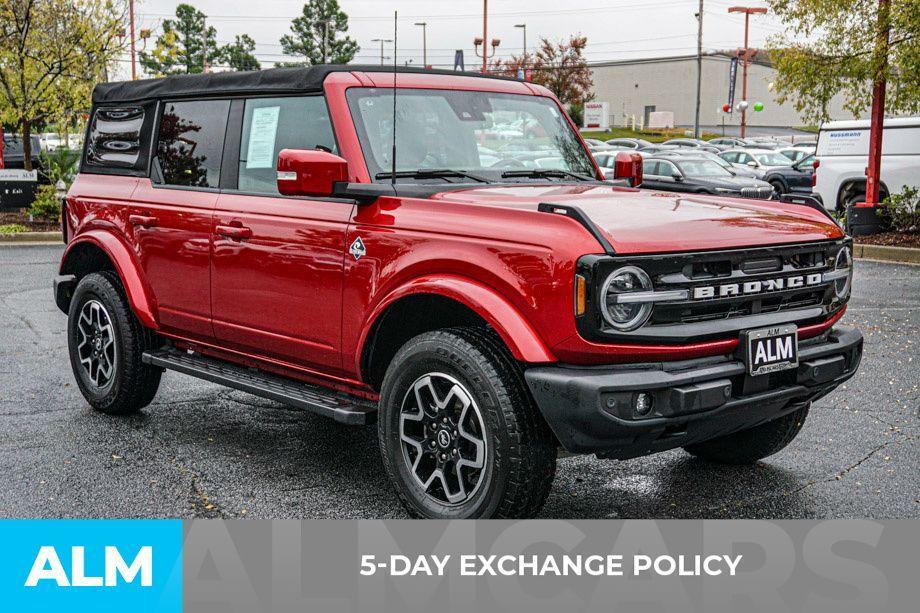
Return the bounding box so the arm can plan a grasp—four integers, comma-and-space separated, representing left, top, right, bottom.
683, 404, 809, 464
378, 327, 557, 519
67, 271, 162, 415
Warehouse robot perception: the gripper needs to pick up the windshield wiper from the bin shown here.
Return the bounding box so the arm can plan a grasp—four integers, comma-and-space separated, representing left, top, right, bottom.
375, 168, 491, 183
500, 168, 596, 182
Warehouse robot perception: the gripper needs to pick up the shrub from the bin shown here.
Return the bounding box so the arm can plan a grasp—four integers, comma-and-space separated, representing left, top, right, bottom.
0, 224, 30, 235
38, 147, 80, 186
880, 186, 920, 233
29, 184, 62, 220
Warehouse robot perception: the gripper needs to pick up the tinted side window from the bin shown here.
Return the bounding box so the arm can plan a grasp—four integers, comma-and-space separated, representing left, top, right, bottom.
156, 100, 230, 188
237, 96, 337, 195
722, 152, 738, 163
642, 160, 659, 176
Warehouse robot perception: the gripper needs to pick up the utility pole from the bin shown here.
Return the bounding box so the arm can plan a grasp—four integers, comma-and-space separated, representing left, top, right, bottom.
129, 0, 137, 80
372, 38, 392, 65
693, 1, 703, 138
515, 23, 527, 71
728, 6, 766, 138
414, 22, 427, 67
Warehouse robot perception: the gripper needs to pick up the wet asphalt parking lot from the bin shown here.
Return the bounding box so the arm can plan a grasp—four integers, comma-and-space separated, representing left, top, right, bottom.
0, 244, 916, 519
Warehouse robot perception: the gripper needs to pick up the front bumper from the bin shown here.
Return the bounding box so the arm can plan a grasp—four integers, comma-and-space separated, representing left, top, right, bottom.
524, 326, 862, 459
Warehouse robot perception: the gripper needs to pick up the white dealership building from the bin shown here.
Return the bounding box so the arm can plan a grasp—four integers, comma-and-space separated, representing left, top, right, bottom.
589, 52, 857, 133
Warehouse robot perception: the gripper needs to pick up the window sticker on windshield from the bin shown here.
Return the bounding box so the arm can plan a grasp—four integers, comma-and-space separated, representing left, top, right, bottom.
246, 106, 280, 169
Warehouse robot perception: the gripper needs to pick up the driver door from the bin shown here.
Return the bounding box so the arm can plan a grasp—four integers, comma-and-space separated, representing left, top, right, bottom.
210, 95, 352, 373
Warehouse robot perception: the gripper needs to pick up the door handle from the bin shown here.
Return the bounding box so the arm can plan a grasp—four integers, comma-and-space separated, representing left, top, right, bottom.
129, 214, 158, 227
215, 224, 252, 240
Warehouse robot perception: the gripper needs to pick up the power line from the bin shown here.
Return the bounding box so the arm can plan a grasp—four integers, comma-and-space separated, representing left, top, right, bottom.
136, 0, 705, 23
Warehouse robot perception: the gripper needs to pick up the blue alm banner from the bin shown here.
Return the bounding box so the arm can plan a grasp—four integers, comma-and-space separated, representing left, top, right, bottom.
0, 520, 182, 613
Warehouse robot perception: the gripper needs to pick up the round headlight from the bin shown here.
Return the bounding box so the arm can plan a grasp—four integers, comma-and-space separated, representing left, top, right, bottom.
601, 266, 653, 331
833, 247, 852, 299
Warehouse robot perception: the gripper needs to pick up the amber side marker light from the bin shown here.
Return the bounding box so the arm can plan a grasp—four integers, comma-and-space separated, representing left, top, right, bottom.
575, 275, 587, 316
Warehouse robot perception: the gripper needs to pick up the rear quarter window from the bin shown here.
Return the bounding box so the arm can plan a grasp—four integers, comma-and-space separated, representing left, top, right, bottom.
84, 104, 155, 174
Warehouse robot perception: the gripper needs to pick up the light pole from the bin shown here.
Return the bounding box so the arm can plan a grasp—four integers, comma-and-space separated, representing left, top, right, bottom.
371, 38, 392, 65
482, 0, 488, 73
515, 23, 527, 72
414, 22, 427, 67
728, 6, 767, 138
694, 1, 703, 138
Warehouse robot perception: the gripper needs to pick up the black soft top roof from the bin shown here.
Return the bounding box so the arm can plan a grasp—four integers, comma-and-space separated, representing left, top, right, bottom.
92, 64, 520, 104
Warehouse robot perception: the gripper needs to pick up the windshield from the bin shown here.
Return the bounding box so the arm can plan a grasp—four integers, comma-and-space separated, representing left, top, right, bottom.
676, 159, 733, 177
754, 152, 793, 165
346, 88, 597, 181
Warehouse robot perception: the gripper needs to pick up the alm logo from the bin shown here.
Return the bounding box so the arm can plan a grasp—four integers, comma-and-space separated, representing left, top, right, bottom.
25, 545, 153, 587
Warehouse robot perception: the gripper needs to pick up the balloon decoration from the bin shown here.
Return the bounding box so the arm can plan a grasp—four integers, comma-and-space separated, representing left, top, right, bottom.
722, 103, 731, 113
737, 100, 749, 112
754, 102, 765, 112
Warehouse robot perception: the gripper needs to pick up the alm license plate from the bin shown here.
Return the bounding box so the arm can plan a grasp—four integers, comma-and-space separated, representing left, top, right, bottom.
744, 324, 798, 376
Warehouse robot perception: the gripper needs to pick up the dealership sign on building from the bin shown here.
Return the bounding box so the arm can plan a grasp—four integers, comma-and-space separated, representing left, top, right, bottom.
583, 101, 609, 130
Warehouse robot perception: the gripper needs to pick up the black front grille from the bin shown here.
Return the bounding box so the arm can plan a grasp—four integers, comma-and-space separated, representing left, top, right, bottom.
576, 239, 851, 345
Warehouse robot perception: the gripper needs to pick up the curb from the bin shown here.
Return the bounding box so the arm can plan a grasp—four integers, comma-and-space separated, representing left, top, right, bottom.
854, 243, 920, 265
0, 231, 62, 244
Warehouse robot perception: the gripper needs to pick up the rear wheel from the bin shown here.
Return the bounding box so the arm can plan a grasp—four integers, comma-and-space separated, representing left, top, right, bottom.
769, 179, 787, 197
378, 327, 557, 519
683, 404, 809, 464
67, 272, 162, 415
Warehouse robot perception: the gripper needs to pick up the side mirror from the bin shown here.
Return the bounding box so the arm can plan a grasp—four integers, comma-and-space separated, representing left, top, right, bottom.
277, 149, 348, 197
746, 160, 758, 167
672, 173, 683, 182
613, 151, 643, 187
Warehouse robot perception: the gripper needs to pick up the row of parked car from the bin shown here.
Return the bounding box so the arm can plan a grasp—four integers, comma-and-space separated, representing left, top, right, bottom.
585, 135, 818, 201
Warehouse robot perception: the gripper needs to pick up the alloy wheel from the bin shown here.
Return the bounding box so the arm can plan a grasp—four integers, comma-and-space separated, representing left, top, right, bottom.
398, 373, 487, 505
76, 299, 117, 389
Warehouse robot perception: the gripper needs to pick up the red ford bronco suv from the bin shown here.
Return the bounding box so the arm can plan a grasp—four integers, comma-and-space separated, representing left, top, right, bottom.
55, 66, 862, 519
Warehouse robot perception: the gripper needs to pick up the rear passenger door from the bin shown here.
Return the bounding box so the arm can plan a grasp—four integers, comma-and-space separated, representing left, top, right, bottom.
210, 95, 352, 373
131, 99, 230, 339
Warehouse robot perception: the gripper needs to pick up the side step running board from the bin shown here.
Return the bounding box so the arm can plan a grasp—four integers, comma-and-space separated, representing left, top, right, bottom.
142, 349, 377, 425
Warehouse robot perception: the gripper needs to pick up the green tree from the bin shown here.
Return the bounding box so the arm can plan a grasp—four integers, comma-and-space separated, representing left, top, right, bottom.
530, 36, 594, 106
220, 34, 261, 71
0, 0, 124, 171
279, 0, 359, 66
766, 0, 920, 123
140, 3, 221, 76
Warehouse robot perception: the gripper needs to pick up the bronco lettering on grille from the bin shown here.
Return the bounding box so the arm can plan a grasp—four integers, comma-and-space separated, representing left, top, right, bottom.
692, 273, 823, 300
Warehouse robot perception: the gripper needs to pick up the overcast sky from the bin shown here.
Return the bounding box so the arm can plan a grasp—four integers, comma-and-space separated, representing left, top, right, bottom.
124, 0, 782, 77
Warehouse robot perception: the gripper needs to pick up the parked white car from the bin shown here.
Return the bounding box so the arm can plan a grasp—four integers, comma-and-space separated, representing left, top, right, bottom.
814, 117, 920, 213
39, 132, 64, 152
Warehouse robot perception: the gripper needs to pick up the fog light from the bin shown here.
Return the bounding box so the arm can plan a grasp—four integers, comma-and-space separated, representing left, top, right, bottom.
635, 393, 653, 416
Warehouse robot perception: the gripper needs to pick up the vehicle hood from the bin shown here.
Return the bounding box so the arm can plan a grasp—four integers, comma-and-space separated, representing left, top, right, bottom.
429, 184, 842, 254
727, 166, 759, 178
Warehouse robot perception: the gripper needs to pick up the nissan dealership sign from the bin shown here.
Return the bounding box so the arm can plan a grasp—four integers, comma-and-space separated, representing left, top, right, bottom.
583, 101, 609, 130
